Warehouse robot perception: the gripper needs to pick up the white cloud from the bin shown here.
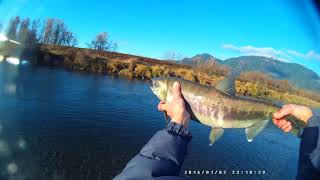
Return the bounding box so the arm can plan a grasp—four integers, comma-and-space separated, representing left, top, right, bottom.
287, 50, 320, 61
222, 43, 320, 62
306, 50, 320, 60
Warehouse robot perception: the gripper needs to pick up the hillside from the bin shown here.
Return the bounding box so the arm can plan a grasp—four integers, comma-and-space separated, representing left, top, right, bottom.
223, 56, 320, 92
181, 53, 223, 65
181, 54, 320, 92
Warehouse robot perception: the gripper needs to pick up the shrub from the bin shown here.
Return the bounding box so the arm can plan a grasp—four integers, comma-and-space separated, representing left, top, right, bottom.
151, 65, 164, 77
135, 64, 152, 79
195, 61, 229, 76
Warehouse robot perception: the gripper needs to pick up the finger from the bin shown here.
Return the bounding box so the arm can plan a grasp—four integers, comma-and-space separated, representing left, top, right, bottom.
159, 100, 166, 104
157, 101, 165, 108
158, 102, 169, 112
281, 121, 291, 131
284, 125, 292, 133
273, 105, 293, 119
278, 119, 287, 127
272, 119, 279, 126
172, 81, 182, 98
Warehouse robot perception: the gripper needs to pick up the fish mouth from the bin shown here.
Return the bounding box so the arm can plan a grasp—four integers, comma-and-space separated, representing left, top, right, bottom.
150, 86, 154, 93
150, 81, 155, 93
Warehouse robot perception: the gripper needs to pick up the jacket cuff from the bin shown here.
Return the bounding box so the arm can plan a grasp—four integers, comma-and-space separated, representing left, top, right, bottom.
166, 121, 192, 141
298, 116, 320, 138
307, 115, 320, 128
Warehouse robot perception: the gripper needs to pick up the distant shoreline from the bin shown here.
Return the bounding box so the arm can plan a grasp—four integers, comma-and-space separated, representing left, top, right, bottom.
1, 43, 320, 108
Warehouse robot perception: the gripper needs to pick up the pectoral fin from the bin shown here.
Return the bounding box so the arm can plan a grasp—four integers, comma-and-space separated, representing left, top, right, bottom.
245, 120, 269, 142
163, 111, 169, 123
209, 128, 224, 146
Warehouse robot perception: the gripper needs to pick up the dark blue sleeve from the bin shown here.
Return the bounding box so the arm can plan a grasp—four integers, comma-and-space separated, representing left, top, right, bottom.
296, 115, 320, 180
113, 129, 191, 180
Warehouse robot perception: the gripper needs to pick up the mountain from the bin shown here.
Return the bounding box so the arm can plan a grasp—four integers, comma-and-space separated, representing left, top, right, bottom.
180, 53, 222, 65
181, 54, 320, 92
223, 56, 320, 92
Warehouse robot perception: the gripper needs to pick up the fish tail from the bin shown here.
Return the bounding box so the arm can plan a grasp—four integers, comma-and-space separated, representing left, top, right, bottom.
290, 127, 302, 136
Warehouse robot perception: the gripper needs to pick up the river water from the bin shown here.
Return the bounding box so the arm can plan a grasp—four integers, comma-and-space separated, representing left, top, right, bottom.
0, 61, 314, 180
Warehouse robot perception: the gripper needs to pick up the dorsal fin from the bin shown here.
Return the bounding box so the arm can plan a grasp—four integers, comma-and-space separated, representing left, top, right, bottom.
215, 73, 236, 96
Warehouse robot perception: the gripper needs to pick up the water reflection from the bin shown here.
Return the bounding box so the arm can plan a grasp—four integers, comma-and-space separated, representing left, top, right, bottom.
0, 63, 309, 179
21, 60, 29, 65
18, 139, 27, 150
0, 33, 21, 45
0, 66, 30, 179
0, 34, 8, 42
0, 58, 23, 97
0, 121, 30, 179
7, 162, 18, 175
0, 139, 9, 155
6, 57, 20, 66
0, 55, 4, 62
4, 83, 17, 95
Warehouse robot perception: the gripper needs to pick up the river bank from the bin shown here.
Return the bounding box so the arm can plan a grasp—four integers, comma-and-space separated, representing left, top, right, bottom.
1, 44, 320, 107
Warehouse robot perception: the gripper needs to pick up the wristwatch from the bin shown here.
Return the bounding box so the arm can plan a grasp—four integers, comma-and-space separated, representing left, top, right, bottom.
166, 121, 192, 141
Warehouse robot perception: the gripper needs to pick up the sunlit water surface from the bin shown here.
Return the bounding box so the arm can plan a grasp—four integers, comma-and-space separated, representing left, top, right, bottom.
0, 61, 318, 180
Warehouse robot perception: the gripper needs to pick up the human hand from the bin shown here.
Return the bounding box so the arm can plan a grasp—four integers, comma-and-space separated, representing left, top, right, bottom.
272, 104, 313, 132
157, 82, 190, 128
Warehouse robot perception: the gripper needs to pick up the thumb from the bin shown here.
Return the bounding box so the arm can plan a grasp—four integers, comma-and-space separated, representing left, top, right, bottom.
172, 81, 182, 97
273, 105, 293, 119
158, 101, 169, 112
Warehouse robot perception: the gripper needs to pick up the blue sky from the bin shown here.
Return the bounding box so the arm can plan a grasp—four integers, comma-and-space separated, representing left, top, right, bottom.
1, 0, 320, 74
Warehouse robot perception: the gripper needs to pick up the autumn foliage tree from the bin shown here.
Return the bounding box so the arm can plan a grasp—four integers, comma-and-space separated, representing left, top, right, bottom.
5, 16, 78, 47
195, 60, 229, 76
239, 71, 293, 92
88, 32, 117, 51
162, 51, 183, 61
6, 16, 20, 40
41, 18, 78, 46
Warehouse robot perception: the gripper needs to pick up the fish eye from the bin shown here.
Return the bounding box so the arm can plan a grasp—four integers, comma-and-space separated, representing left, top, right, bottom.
153, 82, 159, 88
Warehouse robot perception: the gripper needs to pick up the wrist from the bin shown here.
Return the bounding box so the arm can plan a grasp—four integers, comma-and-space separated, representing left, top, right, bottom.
166, 121, 192, 141
299, 107, 313, 123
171, 113, 190, 129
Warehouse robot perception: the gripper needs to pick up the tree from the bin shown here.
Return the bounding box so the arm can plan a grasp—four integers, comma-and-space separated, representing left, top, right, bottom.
27, 19, 41, 44
52, 20, 65, 45
163, 51, 183, 61
88, 32, 117, 51
41, 18, 78, 46
43, 18, 54, 44
6, 16, 20, 40
61, 31, 78, 47
195, 60, 229, 76
3, 16, 78, 46
18, 18, 30, 43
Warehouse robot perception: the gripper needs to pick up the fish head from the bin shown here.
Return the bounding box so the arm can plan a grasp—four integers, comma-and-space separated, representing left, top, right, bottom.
150, 77, 169, 100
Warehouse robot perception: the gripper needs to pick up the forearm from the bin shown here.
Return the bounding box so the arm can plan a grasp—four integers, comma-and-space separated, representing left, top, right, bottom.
297, 115, 320, 179
303, 115, 320, 170
113, 122, 191, 179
